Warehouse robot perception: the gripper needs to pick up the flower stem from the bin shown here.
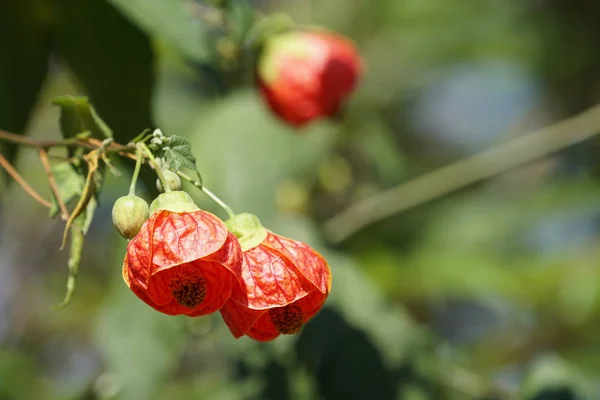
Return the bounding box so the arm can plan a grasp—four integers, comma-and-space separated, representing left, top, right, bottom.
176, 170, 235, 219
0, 128, 135, 154
138, 142, 171, 193
129, 148, 144, 195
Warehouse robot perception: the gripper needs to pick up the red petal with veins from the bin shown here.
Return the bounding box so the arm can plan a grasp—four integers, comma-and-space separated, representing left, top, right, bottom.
220, 232, 331, 341
123, 210, 242, 316
222, 290, 328, 342
220, 300, 266, 338
263, 232, 331, 295
228, 241, 315, 309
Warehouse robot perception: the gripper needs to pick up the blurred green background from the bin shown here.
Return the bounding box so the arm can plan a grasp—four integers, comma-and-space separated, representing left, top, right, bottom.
2, 0, 600, 399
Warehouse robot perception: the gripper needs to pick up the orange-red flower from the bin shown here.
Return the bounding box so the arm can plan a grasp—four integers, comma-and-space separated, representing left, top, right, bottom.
257, 29, 362, 127
220, 214, 331, 341
123, 192, 242, 316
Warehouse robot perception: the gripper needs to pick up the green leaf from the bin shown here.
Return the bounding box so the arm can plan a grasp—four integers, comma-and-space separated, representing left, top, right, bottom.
52, 96, 113, 141
52, 157, 104, 308
82, 166, 105, 234
49, 163, 84, 218
162, 134, 197, 171
0, 0, 51, 162
82, 194, 98, 235
53, 0, 154, 146
53, 213, 86, 310
107, 0, 210, 63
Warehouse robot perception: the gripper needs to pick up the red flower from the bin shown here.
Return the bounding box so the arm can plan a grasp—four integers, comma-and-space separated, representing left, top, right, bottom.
122, 192, 242, 316
257, 29, 362, 127
220, 214, 331, 341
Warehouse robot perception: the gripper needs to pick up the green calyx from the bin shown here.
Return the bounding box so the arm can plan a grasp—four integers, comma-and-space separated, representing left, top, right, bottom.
225, 213, 268, 252
149, 191, 199, 213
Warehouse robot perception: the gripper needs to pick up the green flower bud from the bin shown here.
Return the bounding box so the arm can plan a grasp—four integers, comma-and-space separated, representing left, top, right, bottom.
112, 195, 150, 239
156, 169, 182, 192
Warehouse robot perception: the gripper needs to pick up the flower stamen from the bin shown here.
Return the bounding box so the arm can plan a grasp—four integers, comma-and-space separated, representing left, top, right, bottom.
170, 276, 207, 308
269, 304, 304, 334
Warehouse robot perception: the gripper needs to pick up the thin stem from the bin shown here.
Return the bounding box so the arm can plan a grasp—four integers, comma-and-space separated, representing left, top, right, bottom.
201, 186, 236, 219
177, 170, 236, 219
0, 129, 136, 155
39, 149, 69, 220
0, 128, 88, 149
324, 103, 600, 243
138, 142, 171, 193
129, 149, 143, 195
0, 152, 51, 208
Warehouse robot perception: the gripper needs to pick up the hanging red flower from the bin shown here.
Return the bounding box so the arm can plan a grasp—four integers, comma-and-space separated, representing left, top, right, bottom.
122, 191, 242, 316
257, 29, 362, 127
220, 213, 331, 341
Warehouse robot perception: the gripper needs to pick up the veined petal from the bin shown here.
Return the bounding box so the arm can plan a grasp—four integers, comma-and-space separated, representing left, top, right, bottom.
229, 243, 315, 309
263, 232, 331, 295
151, 211, 229, 272
220, 300, 267, 338
122, 209, 242, 317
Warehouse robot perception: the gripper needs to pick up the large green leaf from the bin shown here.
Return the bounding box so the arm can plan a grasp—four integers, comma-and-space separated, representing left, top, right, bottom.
108, 0, 210, 63
0, 0, 51, 162
52, 0, 155, 145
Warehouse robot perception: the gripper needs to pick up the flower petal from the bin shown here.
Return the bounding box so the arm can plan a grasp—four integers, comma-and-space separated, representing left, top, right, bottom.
263, 232, 331, 295
203, 232, 243, 278
294, 289, 328, 322
219, 300, 267, 338
123, 209, 243, 317
147, 260, 234, 316
246, 290, 327, 341
230, 244, 315, 309
125, 212, 158, 285
151, 210, 229, 272
124, 257, 177, 315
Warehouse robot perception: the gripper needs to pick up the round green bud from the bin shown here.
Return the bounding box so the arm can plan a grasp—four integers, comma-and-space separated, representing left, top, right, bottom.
156, 169, 182, 192
112, 195, 150, 239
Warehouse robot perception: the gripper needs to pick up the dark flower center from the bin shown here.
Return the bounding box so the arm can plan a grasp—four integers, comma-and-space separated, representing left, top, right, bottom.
170, 276, 207, 309
269, 304, 304, 335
